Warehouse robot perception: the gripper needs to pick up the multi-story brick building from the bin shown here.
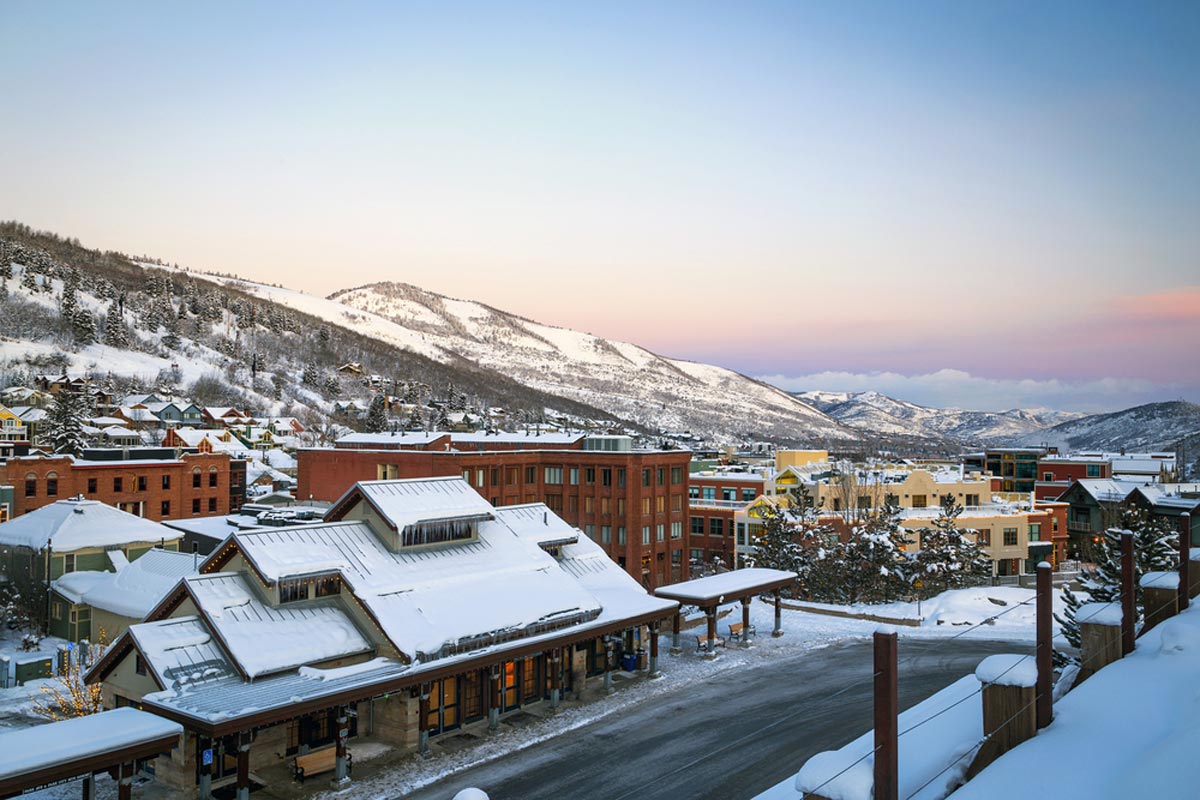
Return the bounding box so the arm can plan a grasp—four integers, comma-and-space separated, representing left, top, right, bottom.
0, 448, 242, 522
687, 471, 767, 570
1034, 455, 1111, 500
297, 433, 691, 588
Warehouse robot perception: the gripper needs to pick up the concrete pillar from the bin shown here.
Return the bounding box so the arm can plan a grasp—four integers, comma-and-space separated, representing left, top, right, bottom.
648, 624, 660, 677
704, 609, 717, 659
488, 667, 501, 731
235, 731, 251, 800
418, 686, 431, 757
198, 737, 213, 800
333, 707, 350, 785
604, 639, 615, 692
549, 649, 561, 710
670, 612, 681, 655
741, 597, 752, 648
773, 591, 783, 637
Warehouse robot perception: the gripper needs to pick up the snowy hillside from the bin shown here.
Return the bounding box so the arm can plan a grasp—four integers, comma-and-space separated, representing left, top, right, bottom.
321, 282, 857, 443
795, 390, 1084, 444
1008, 401, 1200, 452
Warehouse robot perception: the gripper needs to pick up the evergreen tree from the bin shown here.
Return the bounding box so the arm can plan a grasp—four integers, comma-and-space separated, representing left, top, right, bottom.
1056, 507, 1178, 664
162, 315, 181, 351
71, 308, 97, 346
44, 393, 88, 456
365, 394, 388, 433
406, 405, 424, 431
912, 496, 992, 595
20, 267, 36, 293
435, 405, 451, 430
302, 363, 319, 386
748, 489, 844, 600
323, 375, 341, 398
842, 505, 912, 603
103, 306, 129, 348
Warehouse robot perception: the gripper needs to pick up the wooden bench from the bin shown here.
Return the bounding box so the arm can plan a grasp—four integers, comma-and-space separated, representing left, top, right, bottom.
729, 621, 757, 641
291, 746, 350, 783
695, 633, 726, 652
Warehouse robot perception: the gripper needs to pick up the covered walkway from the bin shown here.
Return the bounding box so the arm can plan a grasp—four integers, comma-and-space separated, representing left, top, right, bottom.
655, 568, 797, 657
0, 707, 182, 799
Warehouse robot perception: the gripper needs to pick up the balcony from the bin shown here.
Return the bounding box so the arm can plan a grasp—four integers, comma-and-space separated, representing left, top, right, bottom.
1067, 520, 1094, 535
688, 498, 748, 510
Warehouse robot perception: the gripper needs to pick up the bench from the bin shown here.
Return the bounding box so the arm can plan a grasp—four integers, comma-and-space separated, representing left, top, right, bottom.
291, 746, 351, 783
729, 622, 757, 641
695, 633, 726, 652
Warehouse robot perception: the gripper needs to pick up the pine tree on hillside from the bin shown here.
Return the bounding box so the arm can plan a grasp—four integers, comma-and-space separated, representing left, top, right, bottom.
20, 267, 37, 293
71, 308, 97, 346
322, 375, 341, 398
302, 363, 319, 386
1056, 506, 1178, 665
103, 306, 129, 348
44, 393, 88, 457
406, 405, 424, 431
365, 394, 388, 433
912, 496, 993, 595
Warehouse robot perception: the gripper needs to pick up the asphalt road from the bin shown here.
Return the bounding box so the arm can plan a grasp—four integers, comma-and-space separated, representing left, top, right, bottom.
402, 637, 1025, 800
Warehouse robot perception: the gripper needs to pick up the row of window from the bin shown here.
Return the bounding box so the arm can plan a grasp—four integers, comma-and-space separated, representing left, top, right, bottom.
22, 469, 221, 498
688, 486, 759, 502
457, 464, 687, 490
581, 520, 686, 546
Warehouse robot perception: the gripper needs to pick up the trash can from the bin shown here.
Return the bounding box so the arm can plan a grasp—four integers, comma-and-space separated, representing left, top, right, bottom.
621, 653, 638, 672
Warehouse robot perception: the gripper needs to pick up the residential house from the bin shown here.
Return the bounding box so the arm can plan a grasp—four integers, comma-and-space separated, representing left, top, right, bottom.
0, 403, 26, 442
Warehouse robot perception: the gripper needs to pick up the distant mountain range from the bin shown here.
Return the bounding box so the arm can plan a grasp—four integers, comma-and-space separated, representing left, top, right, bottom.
1007, 400, 1200, 453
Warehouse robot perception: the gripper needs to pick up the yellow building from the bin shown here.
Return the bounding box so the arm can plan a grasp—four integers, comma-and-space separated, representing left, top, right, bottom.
774, 450, 829, 471
0, 403, 26, 441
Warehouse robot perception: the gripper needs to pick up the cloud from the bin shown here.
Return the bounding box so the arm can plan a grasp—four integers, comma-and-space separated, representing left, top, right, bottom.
756, 368, 1188, 413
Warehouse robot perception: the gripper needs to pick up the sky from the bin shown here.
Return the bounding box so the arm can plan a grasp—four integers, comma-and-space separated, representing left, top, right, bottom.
0, 1, 1197, 412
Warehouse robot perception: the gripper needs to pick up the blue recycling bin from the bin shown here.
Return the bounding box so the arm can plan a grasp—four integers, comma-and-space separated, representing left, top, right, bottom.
621, 652, 638, 671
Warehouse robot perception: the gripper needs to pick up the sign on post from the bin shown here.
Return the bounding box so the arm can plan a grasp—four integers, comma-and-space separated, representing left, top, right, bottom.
202, 749, 213, 766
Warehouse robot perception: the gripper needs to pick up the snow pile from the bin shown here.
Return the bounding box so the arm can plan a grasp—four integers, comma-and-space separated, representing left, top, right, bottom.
1139, 571, 1180, 589
974, 654, 1036, 688
1076, 602, 1122, 626
299, 657, 401, 682
954, 601, 1200, 799
787, 675, 981, 800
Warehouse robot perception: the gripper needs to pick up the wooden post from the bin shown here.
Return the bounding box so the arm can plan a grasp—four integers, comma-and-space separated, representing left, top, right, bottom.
1180, 513, 1191, 612
772, 591, 784, 637
418, 686, 431, 756
1141, 578, 1179, 634
117, 762, 132, 800
705, 608, 717, 658
488, 666, 501, 731
549, 649, 562, 709
648, 624, 659, 676
670, 612, 681, 654
1036, 562, 1053, 729
873, 629, 898, 800
1121, 531, 1135, 656
333, 707, 350, 784
969, 678, 1036, 779
741, 597, 752, 648
198, 736, 214, 800
604, 639, 615, 691
235, 730, 251, 800
81, 773, 95, 800
1078, 614, 1123, 683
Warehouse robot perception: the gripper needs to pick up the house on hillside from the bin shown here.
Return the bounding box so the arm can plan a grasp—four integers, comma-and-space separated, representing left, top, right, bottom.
201, 407, 251, 428
0, 386, 54, 409
0, 403, 26, 442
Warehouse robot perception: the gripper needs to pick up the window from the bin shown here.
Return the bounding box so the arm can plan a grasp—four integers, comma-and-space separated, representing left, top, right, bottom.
279, 578, 310, 604
1003, 528, 1019, 547
209, 469, 218, 488
617, 527, 626, 545
87, 478, 97, 494
462, 469, 471, 483
51, 601, 64, 619
162, 474, 171, 490
911, 495, 927, 509
491, 468, 500, 486
737, 522, 747, 545
568, 496, 578, 513
741, 488, 756, 502
569, 467, 579, 485
507, 467, 518, 485
476, 469, 485, 488
702, 487, 716, 500
722, 488, 736, 501
671, 466, 683, 485
64, 553, 76, 573
544, 467, 563, 485
601, 468, 612, 487
137, 476, 147, 492
208, 497, 217, 512
671, 549, 682, 564
978, 529, 992, 546
709, 518, 724, 537
690, 548, 703, 562
672, 494, 683, 512
616, 498, 625, 514
689, 486, 700, 499
161, 501, 170, 516
585, 496, 594, 514
46, 476, 58, 497
192, 498, 201, 514
965, 494, 980, 507
656, 524, 664, 542
671, 521, 683, 539
600, 497, 610, 514
525, 467, 536, 484
1029, 523, 1041, 542
691, 517, 705, 535
1086, 464, 1102, 478
24, 477, 36, 498
585, 524, 596, 540
657, 468, 665, 486
642, 469, 651, 488
617, 468, 626, 488
377, 464, 399, 480
585, 467, 595, 485
192, 469, 201, 488
1043, 472, 1053, 482
642, 526, 651, 545
641, 497, 651, 515
656, 496, 665, 513
885, 493, 899, 507
315, 575, 340, 597
857, 495, 871, 510
601, 526, 612, 544
135, 655, 147, 676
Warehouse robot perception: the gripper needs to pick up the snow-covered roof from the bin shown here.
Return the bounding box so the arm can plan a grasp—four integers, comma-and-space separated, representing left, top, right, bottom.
1130, 485, 1200, 512
0, 707, 181, 782
0, 498, 177, 553
335, 431, 445, 447
53, 549, 200, 619
339, 476, 497, 533
655, 568, 797, 604
118, 406, 160, 423
449, 431, 586, 446
1069, 479, 1143, 504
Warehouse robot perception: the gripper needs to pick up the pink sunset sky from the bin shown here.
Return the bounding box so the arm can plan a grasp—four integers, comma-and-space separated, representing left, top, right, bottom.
1, 2, 1196, 412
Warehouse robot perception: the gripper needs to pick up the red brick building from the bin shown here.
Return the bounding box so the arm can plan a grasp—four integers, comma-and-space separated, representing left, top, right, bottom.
687, 472, 766, 569
0, 448, 242, 522
1034, 456, 1111, 500
298, 434, 692, 588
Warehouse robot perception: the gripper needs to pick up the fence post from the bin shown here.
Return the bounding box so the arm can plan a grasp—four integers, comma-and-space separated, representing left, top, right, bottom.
1180, 513, 1191, 612
874, 628, 898, 800
1036, 562, 1053, 729
1121, 531, 1135, 656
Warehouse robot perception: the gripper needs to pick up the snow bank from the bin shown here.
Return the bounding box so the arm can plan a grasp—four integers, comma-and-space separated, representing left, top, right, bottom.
1140, 571, 1179, 589
974, 654, 1036, 688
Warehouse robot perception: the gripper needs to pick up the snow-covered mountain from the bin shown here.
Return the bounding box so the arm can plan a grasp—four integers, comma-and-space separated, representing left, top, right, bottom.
794, 390, 1085, 444
1007, 401, 1200, 452
316, 282, 856, 443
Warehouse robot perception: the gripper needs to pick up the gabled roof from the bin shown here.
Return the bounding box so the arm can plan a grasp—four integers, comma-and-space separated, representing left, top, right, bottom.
53, 549, 200, 619
0, 498, 177, 553
1062, 479, 1143, 505
327, 476, 496, 532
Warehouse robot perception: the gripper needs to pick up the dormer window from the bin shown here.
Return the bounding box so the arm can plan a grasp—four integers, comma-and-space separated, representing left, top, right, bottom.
401, 518, 477, 548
